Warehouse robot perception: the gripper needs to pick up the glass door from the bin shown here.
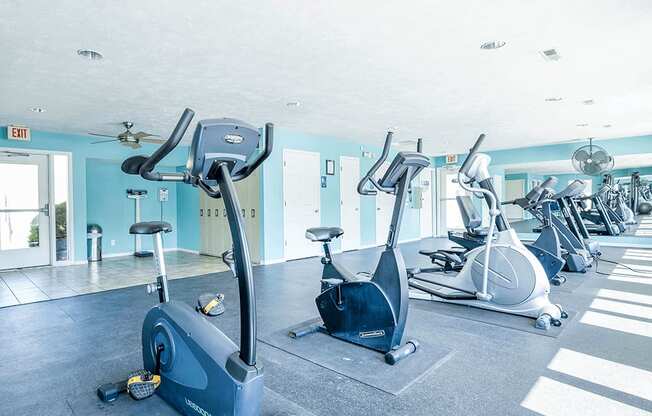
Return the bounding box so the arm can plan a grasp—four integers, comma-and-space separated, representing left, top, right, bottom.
0, 152, 50, 269
437, 168, 466, 235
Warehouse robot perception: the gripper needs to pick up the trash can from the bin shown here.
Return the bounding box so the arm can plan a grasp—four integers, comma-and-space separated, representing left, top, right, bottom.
87, 224, 103, 262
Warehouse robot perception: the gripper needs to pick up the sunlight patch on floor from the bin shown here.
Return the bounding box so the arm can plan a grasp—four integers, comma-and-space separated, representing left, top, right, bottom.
548, 348, 652, 402
623, 255, 652, 262
590, 298, 652, 320
608, 275, 652, 285
608, 267, 652, 278
521, 376, 650, 416
596, 289, 652, 306
580, 311, 652, 338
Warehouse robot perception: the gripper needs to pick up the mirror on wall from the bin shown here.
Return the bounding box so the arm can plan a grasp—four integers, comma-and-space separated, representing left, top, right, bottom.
499, 154, 652, 241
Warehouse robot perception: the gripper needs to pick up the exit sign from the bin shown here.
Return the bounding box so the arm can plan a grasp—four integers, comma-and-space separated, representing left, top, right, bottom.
7, 125, 31, 141
445, 154, 458, 164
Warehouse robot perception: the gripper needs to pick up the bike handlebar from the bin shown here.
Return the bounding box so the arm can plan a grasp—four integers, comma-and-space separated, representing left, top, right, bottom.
232, 123, 274, 181
139, 108, 195, 181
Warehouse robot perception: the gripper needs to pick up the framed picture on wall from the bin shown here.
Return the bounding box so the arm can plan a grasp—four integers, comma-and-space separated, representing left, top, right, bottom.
326, 159, 335, 175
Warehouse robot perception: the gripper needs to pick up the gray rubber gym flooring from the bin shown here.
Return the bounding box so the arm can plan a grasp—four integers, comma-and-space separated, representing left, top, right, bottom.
1, 239, 651, 415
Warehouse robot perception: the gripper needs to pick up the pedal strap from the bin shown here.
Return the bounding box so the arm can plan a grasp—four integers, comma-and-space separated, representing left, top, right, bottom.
197, 293, 226, 316
126, 370, 161, 400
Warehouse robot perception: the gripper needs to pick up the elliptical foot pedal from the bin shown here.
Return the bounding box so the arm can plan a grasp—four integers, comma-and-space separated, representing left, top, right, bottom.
197, 293, 225, 316
384, 340, 419, 365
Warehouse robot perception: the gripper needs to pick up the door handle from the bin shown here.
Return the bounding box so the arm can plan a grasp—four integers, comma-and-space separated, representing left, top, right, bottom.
200, 209, 204, 217
314, 209, 319, 213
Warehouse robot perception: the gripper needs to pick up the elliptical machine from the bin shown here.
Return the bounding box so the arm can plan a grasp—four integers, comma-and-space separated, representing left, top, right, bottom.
408, 134, 567, 330
290, 131, 428, 364
98, 109, 272, 416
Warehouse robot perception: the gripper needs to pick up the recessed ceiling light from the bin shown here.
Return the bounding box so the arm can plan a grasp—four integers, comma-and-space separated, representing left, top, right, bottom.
576, 123, 589, 127
582, 99, 595, 105
286, 101, 301, 107
540, 49, 561, 61
30, 107, 46, 113
480, 41, 506, 50
603, 124, 612, 128
77, 49, 103, 60
545, 97, 563, 102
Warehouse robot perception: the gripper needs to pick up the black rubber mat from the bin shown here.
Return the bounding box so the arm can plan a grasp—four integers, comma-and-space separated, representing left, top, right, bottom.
409, 297, 577, 338
260, 308, 453, 395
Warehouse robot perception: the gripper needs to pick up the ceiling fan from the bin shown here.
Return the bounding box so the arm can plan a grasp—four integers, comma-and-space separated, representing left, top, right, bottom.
89, 122, 164, 149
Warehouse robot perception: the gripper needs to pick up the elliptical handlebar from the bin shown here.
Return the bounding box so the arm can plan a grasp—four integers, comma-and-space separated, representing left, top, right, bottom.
460, 134, 486, 177
541, 176, 558, 190
357, 131, 394, 196
139, 108, 195, 182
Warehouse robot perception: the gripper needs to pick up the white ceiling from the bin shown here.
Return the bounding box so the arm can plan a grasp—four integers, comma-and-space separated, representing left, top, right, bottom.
503, 153, 652, 174
2, 1, 652, 153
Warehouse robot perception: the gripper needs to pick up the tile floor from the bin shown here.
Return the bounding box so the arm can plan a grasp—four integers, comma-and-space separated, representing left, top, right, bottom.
0, 251, 228, 307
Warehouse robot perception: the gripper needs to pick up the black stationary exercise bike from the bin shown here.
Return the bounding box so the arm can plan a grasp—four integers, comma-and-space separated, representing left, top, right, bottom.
290, 131, 429, 364
97, 109, 273, 416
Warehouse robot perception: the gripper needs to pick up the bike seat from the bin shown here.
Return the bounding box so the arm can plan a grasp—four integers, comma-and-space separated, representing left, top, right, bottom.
129, 221, 173, 235
305, 227, 344, 242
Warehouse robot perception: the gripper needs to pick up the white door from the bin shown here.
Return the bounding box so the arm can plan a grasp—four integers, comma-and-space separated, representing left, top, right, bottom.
375, 162, 394, 246
340, 157, 360, 251
437, 168, 466, 235
0, 153, 50, 269
504, 179, 525, 221
283, 150, 321, 260
419, 168, 434, 238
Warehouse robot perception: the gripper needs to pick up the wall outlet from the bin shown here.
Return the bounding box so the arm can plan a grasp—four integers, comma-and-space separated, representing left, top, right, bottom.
110, 240, 116, 246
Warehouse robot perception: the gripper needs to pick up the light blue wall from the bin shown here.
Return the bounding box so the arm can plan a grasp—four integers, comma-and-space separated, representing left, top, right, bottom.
86, 159, 179, 255
176, 166, 201, 252
6, 124, 652, 265
260, 128, 427, 262
436, 133, 652, 246
1, 127, 189, 262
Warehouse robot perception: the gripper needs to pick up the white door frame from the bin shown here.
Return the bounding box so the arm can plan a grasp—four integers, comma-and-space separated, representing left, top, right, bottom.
435, 166, 459, 236
419, 167, 435, 238
504, 179, 525, 221
339, 156, 361, 251
282, 149, 321, 261
0, 147, 74, 267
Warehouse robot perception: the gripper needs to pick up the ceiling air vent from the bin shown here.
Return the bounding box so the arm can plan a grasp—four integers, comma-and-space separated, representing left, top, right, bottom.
540, 48, 561, 61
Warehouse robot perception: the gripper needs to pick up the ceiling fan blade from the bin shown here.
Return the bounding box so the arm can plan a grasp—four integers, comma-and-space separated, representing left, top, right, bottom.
89, 132, 119, 139
91, 138, 121, 144
133, 131, 159, 140
140, 137, 166, 144
122, 141, 141, 149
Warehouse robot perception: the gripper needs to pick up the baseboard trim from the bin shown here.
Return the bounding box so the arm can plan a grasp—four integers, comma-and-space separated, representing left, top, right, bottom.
175, 248, 200, 254
260, 257, 286, 265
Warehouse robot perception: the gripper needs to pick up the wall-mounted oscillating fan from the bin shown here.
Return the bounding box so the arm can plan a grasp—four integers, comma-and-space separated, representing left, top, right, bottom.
571, 138, 614, 176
